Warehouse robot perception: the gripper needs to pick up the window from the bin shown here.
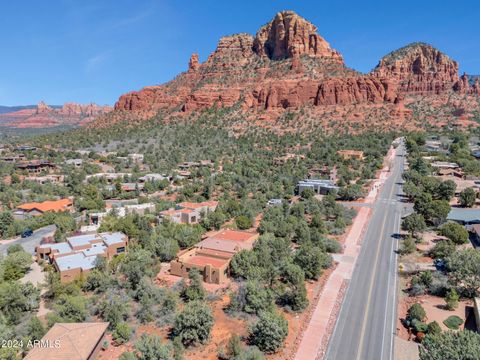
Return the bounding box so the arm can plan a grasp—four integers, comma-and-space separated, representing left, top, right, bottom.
116, 247, 125, 254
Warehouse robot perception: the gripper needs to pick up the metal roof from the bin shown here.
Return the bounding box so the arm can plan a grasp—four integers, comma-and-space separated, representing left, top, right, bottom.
447, 208, 480, 223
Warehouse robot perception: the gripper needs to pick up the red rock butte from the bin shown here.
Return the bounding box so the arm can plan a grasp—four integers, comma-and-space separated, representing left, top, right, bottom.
109, 10, 479, 127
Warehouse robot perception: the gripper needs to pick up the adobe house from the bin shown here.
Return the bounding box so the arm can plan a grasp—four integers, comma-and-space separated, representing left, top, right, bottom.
436, 167, 465, 179
159, 200, 218, 225
337, 150, 365, 160
16, 160, 56, 174
308, 165, 338, 182
25, 174, 64, 184
36, 232, 128, 283
170, 230, 259, 284
13, 198, 73, 219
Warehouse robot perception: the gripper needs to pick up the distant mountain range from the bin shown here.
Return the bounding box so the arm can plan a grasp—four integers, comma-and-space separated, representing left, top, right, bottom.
3, 11, 479, 133
90, 10, 479, 132
0, 105, 63, 114
0, 102, 111, 129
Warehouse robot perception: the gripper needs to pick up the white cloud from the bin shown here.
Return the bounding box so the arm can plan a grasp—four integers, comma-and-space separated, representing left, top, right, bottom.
85, 51, 111, 73
108, 11, 149, 31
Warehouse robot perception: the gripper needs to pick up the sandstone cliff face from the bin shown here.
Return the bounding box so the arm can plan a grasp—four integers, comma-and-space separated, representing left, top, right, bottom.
115, 86, 186, 112
472, 78, 480, 96
253, 11, 343, 62
111, 12, 478, 124
209, 34, 255, 62
242, 77, 396, 110
453, 73, 480, 96
60, 102, 111, 116
372, 42, 459, 94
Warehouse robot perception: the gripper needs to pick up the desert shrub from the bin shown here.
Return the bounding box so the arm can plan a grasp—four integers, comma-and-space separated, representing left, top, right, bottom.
248, 310, 288, 354
401, 236, 416, 255
112, 322, 132, 345
172, 301, 214, 347
427, 321, 442, 336
443, 315, 463, 330
445, 288, 459, 311
407, 303, 426, 322
420, 330, 480, 360
411, 319, 428, 333
321, 237, 342, 253
427, 272, 449, 297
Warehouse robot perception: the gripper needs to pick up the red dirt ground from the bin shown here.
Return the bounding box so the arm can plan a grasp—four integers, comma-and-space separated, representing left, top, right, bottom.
397, 291, 472, 341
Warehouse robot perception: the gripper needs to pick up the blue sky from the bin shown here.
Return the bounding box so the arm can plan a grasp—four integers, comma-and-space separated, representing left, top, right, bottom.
1, 0, 479, 106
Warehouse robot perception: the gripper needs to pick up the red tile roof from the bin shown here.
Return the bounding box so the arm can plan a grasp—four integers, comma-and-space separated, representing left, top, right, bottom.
17, 198, 72, 213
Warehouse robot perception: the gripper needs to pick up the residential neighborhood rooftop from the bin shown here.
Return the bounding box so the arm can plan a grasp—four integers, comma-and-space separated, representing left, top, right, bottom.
102, 232, 128, 246
55, 252, 98, 272
17, 198, 73, 213
447, 208, 480, 224
25, 322, 109, 360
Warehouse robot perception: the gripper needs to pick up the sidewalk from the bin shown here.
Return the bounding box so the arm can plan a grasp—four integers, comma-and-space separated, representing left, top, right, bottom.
294, 146, 396, 360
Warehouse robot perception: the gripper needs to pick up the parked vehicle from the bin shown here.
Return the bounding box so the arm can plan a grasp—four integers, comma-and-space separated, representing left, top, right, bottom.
21, 229, 33, 238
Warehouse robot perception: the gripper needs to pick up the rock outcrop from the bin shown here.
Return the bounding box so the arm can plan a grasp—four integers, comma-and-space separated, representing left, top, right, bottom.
253, 11, 343, 62
453, 73, 480, 95
36, 101, 52, 114
472, 78, 480, 96
59, 103, 111, 116
372, 42, 459, 95
188, 53, 199, 72
110, 12, 478, 125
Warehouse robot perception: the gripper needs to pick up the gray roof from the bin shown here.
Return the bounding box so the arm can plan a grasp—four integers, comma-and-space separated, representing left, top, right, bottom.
82, 244, 107, 257
298, 179, 339, 189
55, 253, 98, 271
140, 173, 168, 181
37, 242, 72, 255
268, 199, 282, 204
65, 159, 83, 164
101, 232, 126, 246
447, 208, 480, 223
67, 234, 100, 247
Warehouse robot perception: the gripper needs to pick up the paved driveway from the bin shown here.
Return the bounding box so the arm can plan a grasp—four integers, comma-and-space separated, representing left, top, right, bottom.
0, 224, 56, 255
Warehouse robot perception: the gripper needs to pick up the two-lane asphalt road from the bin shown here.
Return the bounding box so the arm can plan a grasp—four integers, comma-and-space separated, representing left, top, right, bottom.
326, 144, 406, 360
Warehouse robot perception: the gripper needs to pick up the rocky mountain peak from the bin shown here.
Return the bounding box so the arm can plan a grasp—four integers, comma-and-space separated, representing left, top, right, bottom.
36, 101, 52, 114
206, 33, 255, 64
252, 10, 343, 62
372, 42, 459, 94
110, 11, 478, 128
188, 53, 200, 72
